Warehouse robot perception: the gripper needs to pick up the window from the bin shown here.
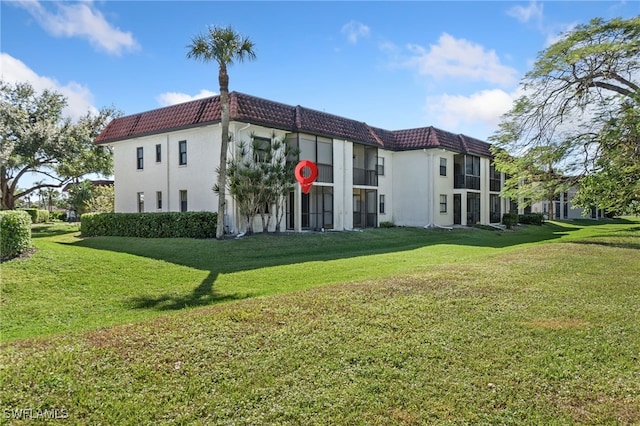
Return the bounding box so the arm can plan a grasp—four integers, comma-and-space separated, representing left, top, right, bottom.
156, 191, 162, 210
178, 140, 187, 165
252, 137, 271, 162
440, 194, 447, 213
377, 156, 385, 176
179, 190, 187, 212
490, 194, 501, 223
353, 144, 378, 186
490, 164, 501, 192
379, 194, 385, 214
156, 144, 162, 163
440, 157, 447, 176
295, 133, 334, 183
136, 147, 144, 170
137, 192, 144, 212
454, 154, 480, 190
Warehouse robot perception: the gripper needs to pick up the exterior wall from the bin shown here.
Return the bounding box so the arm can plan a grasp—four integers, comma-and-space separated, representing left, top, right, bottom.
110, 120, 503, 231
112, 124, 220, 214
392, 150, 430, 227
433, 150, 455, 226
111, 122, 290, 234
392, 149, 457, 227
377, 149, 393, 226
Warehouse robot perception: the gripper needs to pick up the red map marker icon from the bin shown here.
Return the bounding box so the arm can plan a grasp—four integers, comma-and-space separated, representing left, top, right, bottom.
295, 160, 318, 194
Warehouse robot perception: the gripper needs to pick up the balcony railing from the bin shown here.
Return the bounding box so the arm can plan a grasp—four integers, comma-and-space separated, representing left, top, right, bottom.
490, 179, 501, 192
353, 168, 378, 186
317, 163, 333, 183
454, 175, 480, 190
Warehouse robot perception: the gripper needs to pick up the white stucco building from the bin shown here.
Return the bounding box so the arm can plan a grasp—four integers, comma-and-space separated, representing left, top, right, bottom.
96, 92, 510, 233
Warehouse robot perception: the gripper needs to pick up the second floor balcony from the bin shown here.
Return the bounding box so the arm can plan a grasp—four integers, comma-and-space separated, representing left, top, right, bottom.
454, 175, 480, 190
353, 168, 378, 186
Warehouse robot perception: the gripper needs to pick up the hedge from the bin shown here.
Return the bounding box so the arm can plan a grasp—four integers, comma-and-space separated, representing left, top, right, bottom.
37, 209, 49, 223
519, 213, 545, 226
18, 208, 50, 223
81, 212, 218, 238
20, 208, 39, 223
1, 210, 33, 260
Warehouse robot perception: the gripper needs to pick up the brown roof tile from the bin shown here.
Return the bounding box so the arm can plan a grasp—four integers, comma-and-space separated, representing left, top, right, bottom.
96, 92, 493, 157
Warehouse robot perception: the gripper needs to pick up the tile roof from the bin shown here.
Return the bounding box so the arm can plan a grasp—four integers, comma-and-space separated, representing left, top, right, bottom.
96, 92, 493, 157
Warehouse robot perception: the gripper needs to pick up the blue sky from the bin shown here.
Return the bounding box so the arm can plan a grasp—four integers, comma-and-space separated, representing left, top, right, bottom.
2, 1, 637, 146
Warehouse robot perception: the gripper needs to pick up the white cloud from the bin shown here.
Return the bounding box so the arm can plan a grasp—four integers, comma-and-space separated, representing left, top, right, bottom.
13, 0, 139, 56
401, 33, 518, 87
156, 89, 217, 107
1, 53, 97, 120
507, 1, 543, 24
341, 20, 370, 44
426, 88, 522, 137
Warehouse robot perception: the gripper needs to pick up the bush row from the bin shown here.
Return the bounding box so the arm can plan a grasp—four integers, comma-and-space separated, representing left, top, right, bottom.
81, 212, 218, 238
502, 212, 546, 228
519, 213, 545, 226
19, 208, 50, 223
1, 210, 33, 261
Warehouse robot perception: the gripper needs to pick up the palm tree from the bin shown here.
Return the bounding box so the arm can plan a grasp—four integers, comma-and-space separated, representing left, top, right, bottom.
187, 25, 256, 239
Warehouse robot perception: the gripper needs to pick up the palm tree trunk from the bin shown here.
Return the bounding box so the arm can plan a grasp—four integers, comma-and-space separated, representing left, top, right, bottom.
216, 65, 230, 239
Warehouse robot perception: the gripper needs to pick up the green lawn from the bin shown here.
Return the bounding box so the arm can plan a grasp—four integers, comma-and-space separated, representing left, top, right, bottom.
1, 219, 639, 424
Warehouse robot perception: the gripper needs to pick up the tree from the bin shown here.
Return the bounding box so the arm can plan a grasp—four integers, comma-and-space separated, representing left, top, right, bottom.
42, 188, 60, 212
491, 17, 640, 215
217, 134, 297, 235
0, 81, 118, 210
66, 181, 114, 216
66, 180, 94, 217
187, 25, 256, 239
83, 184, 115, 214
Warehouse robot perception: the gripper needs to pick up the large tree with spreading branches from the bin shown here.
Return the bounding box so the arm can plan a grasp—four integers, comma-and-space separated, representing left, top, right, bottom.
491, 17, 640, 216
0, 80, 118, 210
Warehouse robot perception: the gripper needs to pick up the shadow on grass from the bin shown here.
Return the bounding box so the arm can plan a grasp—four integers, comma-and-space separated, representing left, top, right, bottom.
31, 224, 80, 238
63, 220, 608, 312
127, 271, 250, 310
569, 225, 640, 250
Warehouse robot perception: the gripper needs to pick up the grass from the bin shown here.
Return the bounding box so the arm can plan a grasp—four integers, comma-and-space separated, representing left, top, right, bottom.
1, 219, 639, 424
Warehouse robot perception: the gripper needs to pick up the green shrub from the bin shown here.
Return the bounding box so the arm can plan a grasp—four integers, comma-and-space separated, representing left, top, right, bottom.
81, 212, 218, 239
379, 221, 396, 228
519, 213, 545, 226
0, 210, 33, 260
20, 208, 39, 223
50, 211, 64, 221
502, 212, 519, 229
37, 210, 50, 223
